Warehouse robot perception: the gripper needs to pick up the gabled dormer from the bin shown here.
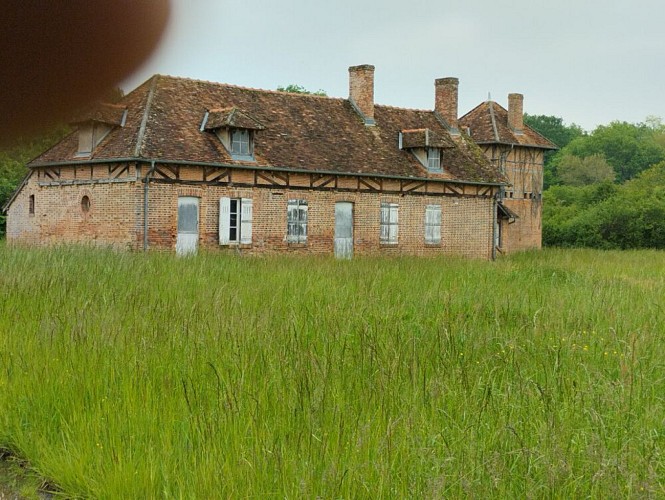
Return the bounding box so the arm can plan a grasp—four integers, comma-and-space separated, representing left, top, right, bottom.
202, 107, 266, 162
399, 128, 454, 173
70, 103, 127, 158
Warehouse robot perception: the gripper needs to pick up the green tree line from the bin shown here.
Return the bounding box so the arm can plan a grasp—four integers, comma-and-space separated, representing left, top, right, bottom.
525, 114, 665, 249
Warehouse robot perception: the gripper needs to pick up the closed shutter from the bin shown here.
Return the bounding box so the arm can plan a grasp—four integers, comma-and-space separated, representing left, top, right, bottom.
380, 203, 389, 242
219, 197, 230, 245
425, 204, 441, 244
390, 204, 399, 243
240, 198, 253, 244
299, 202, 308, 242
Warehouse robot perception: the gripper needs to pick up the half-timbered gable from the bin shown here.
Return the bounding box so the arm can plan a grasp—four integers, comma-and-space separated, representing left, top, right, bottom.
459, 95, 557, 253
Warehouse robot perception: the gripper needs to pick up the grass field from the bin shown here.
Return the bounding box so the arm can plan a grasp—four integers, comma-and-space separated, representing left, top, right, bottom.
0, 245, 663, 498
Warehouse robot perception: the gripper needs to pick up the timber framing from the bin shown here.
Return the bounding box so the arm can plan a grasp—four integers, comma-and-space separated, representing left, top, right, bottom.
28, 158, 503, 198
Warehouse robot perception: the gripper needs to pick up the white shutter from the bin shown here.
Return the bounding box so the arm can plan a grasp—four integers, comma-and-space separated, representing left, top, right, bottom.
390, 204, 399, 243
219, 197, 231, 245
240, 198, 253, 244
380, 204, 389, 242
300, 202, 308, 243
425, 206, 434, 243
433, 205, 441, 243
425, 204, 441, 244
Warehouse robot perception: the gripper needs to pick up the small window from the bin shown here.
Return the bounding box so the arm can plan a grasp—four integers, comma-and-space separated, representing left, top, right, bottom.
230, 129, 253, 160
424, 204, 442, 244
76, 122, 111, 157
427, 148, 442, 173
219, 197, 253, 244
287, 199, 308, 243
81, 195, 91, 213
29, 195, 35, 215
380, 202, 399, 244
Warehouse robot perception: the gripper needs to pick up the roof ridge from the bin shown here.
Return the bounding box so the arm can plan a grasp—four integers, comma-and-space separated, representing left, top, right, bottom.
458, 101, 487, 121
376, 103, 432, 113
134, 75, 160, 157
153, 74, 342, 101
488, 101, 500, 142
522, 122, 559, 148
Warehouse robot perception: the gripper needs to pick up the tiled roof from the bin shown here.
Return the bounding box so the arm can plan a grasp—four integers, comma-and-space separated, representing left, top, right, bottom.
69, 103, 127, 126
204, 107, 266, 131
31, 75, 506, 184
401, 128, 454, 149
459, 101, 558, 150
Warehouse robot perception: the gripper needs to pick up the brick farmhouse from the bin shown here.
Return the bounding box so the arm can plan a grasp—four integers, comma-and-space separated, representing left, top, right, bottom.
3, 65, 555, 259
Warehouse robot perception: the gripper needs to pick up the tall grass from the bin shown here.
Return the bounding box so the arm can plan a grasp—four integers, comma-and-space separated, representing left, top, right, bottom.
0, 246, 663, 497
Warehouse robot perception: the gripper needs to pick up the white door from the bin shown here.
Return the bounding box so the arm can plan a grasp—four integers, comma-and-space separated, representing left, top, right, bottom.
176, 197, 199, 256
334, 202, 353, 259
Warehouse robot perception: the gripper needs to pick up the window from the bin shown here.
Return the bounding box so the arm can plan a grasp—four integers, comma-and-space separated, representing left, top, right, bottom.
76, 122, 111, 157
81, 195, 91, 213
427, 148, 442, 173
230, 129, 253, 160
287, 199, 308, 243
29, 195, 35, 215
424, 204, 442, 244
380, 202, 399, 244
219, 197, 252, 244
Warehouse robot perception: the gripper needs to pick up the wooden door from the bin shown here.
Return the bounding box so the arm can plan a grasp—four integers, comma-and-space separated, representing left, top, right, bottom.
334, 202, 353, 259
176, 197, 199, 256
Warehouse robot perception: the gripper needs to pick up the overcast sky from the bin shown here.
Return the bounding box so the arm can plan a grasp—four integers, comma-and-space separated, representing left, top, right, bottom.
123, 0, 665, 132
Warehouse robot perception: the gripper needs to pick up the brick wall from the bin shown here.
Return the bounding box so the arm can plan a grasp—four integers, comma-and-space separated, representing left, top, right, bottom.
483, 145, 544, 253
145, 167, 495, 259
6, 166, 141, 249
7, 164, 496, 259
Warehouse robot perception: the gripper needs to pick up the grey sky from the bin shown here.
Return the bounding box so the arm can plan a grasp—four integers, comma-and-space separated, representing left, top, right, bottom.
123, 0, 665, 131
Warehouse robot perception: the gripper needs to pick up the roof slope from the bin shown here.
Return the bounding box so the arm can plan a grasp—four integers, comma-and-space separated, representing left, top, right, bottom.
459, 101, 558, 150
31, 75, 505, 184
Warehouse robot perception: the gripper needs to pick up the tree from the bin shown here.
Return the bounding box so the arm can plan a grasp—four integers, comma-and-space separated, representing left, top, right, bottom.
523, 114, 585, 149
557, 154, 615, 186
523, 114, 585, 188
542, 162, 665, 249
556, 121, 665, 183
276, 84, 327, 96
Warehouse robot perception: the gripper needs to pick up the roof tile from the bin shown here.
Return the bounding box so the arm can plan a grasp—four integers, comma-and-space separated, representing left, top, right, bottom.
459, 101, 558, 149
32, 75, 506, 183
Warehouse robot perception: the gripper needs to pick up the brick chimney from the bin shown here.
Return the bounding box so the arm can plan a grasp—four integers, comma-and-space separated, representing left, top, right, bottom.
349, 64, 375, 125
435, 77, 459, 133
508, 93, 524, 133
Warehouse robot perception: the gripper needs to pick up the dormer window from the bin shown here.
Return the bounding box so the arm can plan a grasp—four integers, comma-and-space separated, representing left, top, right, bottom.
427, 148, 441, 173
76, 122, 111, 157
70, 103, 127, 158
230, 128, 253, 160
202, 107, 265, 163
399, 128, 452, 174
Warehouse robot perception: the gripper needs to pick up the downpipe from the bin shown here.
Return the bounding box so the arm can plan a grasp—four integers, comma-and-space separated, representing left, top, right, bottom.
143, 160, 157, 251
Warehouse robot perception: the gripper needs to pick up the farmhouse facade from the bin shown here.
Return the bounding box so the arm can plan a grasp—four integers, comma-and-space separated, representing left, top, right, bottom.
3, 66, 555, 259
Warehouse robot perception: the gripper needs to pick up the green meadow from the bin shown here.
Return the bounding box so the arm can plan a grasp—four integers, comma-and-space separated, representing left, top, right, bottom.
0, 245, 663, 498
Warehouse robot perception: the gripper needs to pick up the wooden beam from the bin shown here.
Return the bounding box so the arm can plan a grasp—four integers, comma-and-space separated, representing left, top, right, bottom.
203, 167, 230, 183
256, 171, 289, 187
310, 174, 337, 189
358, 177, 381, 191
400, 180, 427, 194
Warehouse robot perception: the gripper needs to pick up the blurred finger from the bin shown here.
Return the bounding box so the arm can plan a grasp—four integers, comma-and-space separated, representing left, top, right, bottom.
0, 0, 170, 143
